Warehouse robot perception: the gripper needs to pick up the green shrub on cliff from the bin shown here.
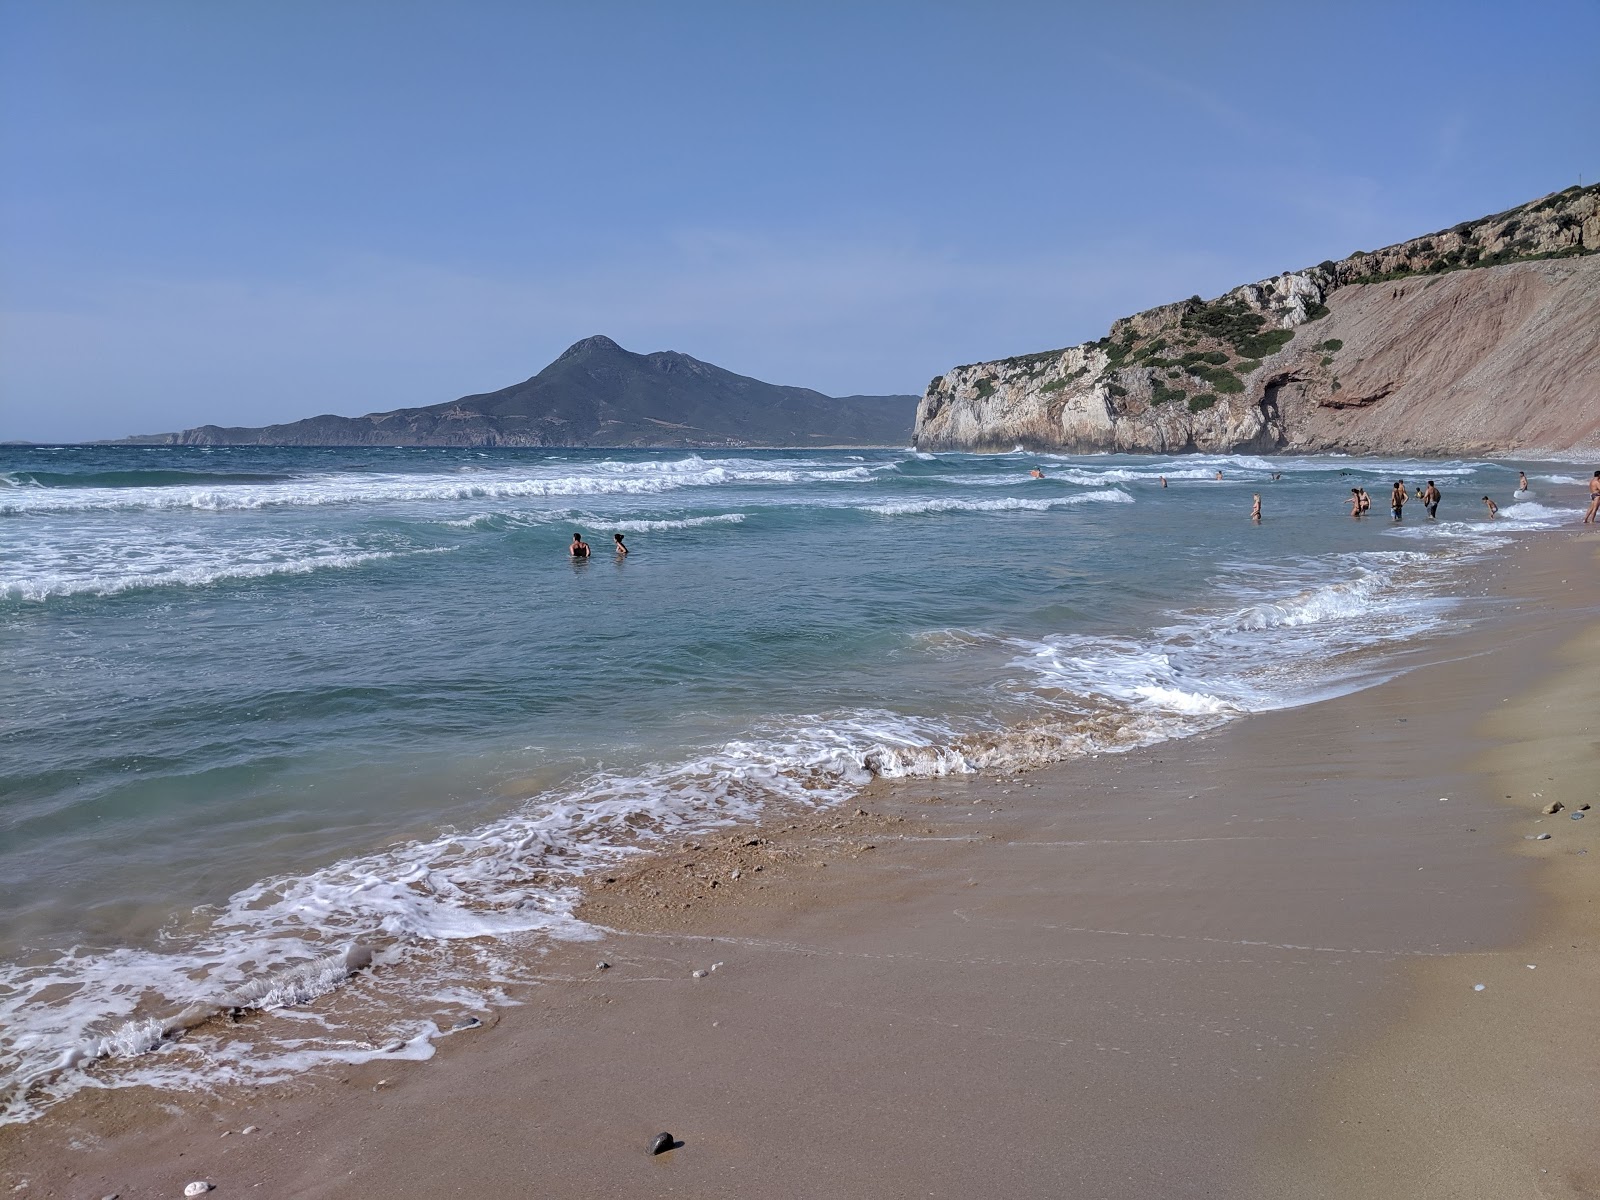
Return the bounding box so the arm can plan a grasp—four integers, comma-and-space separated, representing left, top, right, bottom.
1187, 393, 1217, 412
1235, 328, 1294, 358
975, 379, 995, 398
1318, 339, 1343, 351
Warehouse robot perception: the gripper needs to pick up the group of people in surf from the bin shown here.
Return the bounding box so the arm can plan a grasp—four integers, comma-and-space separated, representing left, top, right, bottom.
1345, 469, 1600, 524
565, 469, 1600, 551
568, 531, 627, 559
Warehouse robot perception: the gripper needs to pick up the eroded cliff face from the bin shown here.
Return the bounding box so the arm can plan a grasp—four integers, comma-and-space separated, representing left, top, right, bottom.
915, 185, 1600, 456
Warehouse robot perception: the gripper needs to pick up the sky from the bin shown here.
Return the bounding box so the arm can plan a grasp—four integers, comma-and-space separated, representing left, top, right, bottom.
2, 0, 1597, 442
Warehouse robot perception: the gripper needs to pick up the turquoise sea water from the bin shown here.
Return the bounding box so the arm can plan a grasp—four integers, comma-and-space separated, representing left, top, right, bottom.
0, 444, 1587, 1120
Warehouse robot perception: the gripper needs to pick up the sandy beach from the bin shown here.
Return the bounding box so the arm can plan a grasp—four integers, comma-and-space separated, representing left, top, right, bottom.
4, 533, 1596, 1199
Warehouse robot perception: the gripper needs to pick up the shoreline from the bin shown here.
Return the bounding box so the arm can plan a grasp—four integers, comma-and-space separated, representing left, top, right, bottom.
4, 532, 1597, 1198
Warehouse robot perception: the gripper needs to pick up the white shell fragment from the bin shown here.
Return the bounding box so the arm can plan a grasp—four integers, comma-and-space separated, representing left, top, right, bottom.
184, 1184, 213, 1198
1472, 984, 1486, 992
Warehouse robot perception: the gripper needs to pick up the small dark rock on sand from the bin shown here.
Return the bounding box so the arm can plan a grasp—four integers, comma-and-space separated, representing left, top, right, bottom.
649, 1131, 675, 1155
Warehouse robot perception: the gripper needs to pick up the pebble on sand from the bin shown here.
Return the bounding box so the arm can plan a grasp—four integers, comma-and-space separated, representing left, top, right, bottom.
1473, 984, 1486, 992
183, 1184, 213, 1197
691, 969, 707, 979
240, 1126, 257, 1135
595, 962, 611, 970
649, 1132, 675, 1156
1542, 801, 1564, 814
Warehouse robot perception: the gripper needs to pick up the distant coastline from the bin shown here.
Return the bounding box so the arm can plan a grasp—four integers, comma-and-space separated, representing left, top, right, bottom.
114, 335, 918, 450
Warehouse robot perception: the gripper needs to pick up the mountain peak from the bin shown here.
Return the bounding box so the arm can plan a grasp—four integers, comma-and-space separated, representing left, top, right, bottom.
557, 334, 626, 360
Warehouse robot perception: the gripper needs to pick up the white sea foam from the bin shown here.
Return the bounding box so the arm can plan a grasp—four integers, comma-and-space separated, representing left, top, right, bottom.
0, 457, 877, 516
0, 543, 443, 602
580, 513, 747, 533
863, 490, 1133, 516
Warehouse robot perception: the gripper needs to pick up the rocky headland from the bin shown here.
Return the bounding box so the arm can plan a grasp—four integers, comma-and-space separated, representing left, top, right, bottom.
124, 336, 918, 449
915, 185, 1600, 456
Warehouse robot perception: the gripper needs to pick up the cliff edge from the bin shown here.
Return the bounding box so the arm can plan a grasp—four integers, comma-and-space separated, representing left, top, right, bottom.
914, 185, 1600, 456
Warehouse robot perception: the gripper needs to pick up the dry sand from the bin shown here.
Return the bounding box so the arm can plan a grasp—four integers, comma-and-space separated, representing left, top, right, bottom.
4, 537, 1596, 1199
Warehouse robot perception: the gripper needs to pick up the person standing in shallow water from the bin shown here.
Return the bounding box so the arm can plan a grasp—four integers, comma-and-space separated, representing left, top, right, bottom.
1390, 480, 1407, 521
613, 533, 628, 556
1482, 496, 1499, 518
1349, 487, 1363, 518
1251, 494, 1262, 523
1421, 480, 1441, 519
569, 532, 591, 558
1585, 471, 1600, 523
1519, 471, 1530, 493
1359, 487, 1372, 515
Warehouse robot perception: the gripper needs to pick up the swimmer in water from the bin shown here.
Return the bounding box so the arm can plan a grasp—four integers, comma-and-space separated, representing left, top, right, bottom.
1029, 467, 1044, 479
1421, 480, 1441, 519
1482, 496, 1498, 518
570, 532, 591, 558
613, 532, 628, 556
1390, 480, 1407, 521
1159, 476, 1168, 488
1215, 470, 1224, 481
1251, 493, 1261, 523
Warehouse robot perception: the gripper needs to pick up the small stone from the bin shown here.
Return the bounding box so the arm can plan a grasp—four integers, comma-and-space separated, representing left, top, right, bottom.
219, 1130, 230, 1137
1572, 812, 1585, 820
730, 870, 741, 880
595, 961, 611, 971
451, 1016, 482, 1031
1542, 801, 1564, 815
710, 962, 724, 972
1473, 984, 1486, 992
184, 1185, 213, 1198
241, 1125, 258, 1135
1533, 833, 1552, 840
1578, 804, 1592, 811
649, 1131, 675, 1155
691, 969, 707, 979
381, 1039, 406, 1053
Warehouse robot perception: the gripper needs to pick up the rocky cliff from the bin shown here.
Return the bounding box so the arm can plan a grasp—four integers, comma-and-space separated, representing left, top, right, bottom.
914, 185, 1600, 456
127, 336, 918, 448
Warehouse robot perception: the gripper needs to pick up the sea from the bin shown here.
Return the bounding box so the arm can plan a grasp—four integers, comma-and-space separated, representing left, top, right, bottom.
0, 443, 1588, 1123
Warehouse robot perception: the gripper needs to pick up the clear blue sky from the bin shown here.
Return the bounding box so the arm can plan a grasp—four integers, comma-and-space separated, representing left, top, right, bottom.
3, 0, 1597, 442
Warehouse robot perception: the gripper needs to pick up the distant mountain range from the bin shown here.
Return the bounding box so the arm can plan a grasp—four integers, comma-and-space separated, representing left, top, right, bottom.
120, 336, 918, 448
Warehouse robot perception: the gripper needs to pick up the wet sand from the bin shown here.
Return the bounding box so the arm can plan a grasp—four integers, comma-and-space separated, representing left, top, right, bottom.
5, 536, 1596, 1199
